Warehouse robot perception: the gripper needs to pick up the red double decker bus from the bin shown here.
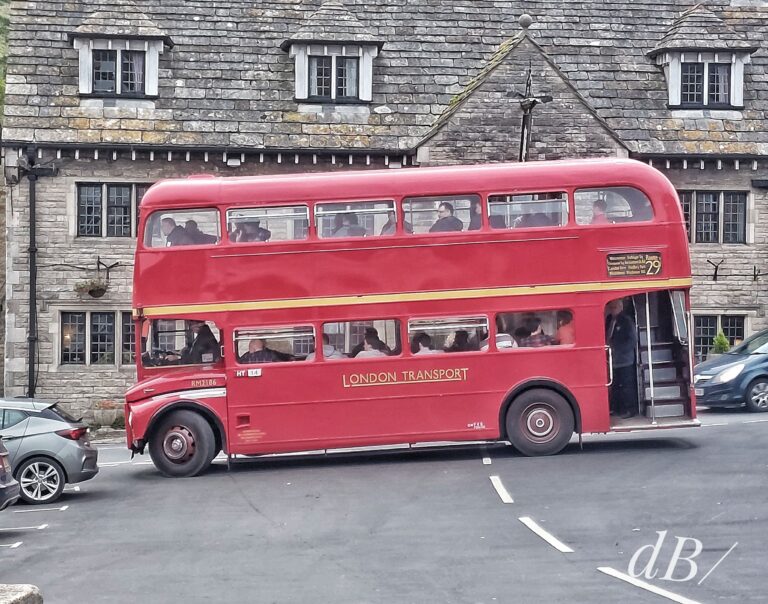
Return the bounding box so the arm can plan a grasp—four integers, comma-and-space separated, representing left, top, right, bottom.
126, 159, 697, 477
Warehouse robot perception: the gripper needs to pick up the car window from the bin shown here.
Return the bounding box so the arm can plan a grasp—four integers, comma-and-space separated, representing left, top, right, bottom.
2, 409, 27, 429
730, 331, 768, 355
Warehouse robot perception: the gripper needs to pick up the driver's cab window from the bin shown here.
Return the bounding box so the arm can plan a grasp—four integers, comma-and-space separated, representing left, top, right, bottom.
142, 319, 222, 367
144, 209, 221, 247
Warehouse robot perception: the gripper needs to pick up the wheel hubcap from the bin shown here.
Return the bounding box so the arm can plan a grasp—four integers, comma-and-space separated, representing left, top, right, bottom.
20, 462, 60, 502
751, 383, 768, 409
163, 425, 196, 463
521, 403, 560, 443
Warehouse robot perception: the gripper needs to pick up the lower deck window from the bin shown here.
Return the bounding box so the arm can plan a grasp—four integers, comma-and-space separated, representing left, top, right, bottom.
496, 310, 574, 348
323, 320, 400, 359
235, 326, 315, 364
142, 319, 221, 367
408, 317, 488, 354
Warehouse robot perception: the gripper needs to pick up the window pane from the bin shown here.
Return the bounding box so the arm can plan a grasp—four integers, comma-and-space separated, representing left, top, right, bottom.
695, 192, 719, 243
91, 312, 115, 365
135, 184, 151, 232
677, 191, 693, 239
316, 201, 395, 238
77, 184, 102, 237
106, 185, 132, 237
403, 194, 477, 234
681, 63, 704, 105
575, 187, 654, 225
227, 206, 309, 243
143, 319, 221, 366
92, 49, 117, 94
337, 57, 359, 98
145, 209, 220, 247
496, 310, 571, 348
61, 312, 86, 364
488, 192, 568, 229
2, 409, 27, 429
122, 312, 136, 365
234, 326, 315, 363
309, 56, 332, 98
121, 51, 145, 94
723, 192, 746, 244
708, 63, 730, 105
693, 315, 718, 364
721, 316, 745, 346
323, 320, 401, 358
408, 317, 488, 354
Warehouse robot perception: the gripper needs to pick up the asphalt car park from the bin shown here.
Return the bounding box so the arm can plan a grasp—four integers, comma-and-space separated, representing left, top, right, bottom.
2, 408, 766, 603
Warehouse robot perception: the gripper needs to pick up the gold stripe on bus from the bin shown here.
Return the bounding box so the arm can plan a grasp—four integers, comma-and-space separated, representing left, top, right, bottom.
138, 277, 693, 317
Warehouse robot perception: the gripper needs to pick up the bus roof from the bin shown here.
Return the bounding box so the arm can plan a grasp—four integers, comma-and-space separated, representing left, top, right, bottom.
140, 159, 674, 209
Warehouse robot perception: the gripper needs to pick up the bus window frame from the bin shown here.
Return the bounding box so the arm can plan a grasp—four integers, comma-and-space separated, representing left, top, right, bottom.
401, 193, 481, 237
233, 324, 316, 366
572, 185, 656, 227
140, 317, 224, 370
493, 308, 577, 351
141, 207, 224, 250
225, 203, 312, 245
321, 317, 404, 361
314, 199, 397, 240
485, 189, 571, 230
406, 315, 490, 355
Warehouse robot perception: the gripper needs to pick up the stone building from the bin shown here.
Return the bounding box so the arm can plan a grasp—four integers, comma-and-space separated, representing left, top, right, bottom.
1, 0, 767, 420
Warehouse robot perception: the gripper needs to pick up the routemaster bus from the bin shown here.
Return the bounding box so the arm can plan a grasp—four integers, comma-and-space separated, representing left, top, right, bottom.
125, 159, 697, 477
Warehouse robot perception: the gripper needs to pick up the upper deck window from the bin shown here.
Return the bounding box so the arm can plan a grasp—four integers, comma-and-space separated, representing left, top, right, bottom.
227, 206, 309, 243
574, 187, 654, 226
144, 209, 220, 248
403, 195, 478, 234
488, 192, 568, 230
316, 201, 395, 239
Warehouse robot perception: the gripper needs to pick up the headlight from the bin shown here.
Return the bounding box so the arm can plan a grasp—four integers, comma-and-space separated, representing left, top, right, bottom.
712, 363, 745, 384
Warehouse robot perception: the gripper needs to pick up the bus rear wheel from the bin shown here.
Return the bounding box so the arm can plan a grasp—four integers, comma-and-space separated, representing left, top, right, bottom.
149, 410, 216, 477
505, 389, 574, 456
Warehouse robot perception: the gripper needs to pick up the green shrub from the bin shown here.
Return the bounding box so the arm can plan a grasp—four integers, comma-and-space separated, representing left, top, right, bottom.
712, 331, 730, 354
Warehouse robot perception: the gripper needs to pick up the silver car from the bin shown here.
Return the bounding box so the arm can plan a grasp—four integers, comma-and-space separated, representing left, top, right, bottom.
0, 399, 98, 504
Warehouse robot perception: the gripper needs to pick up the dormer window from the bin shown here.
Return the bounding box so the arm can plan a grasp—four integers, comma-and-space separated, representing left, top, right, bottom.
92, 49, 145, 95
680, 60, 730, 107
308, 52, 361, 102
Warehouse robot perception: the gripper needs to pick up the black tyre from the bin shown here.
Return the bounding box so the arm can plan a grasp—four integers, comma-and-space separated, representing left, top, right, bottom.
149, 410, 216, 477
16, 456, 66, 504
505, 389, 575, 456
745, 379, 768, 413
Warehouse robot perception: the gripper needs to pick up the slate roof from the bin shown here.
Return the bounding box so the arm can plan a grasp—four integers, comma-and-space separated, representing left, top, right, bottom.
67, 0, 173, 45
280, 0, 383, 50
3, 0, 768, 157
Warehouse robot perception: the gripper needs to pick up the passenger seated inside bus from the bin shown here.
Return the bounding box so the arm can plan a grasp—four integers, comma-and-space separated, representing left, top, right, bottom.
161, 217, 194, 247
469, 200, 482, 231
429, 202, 463, 233
239, 338, 281, 363
350, 327, 391, 357
184, 220, 218, 245
306, 334, 345, 360
356, 334, 390, 358
555, 310, 575, 345
412, 332, 442, 355
445, 330, 474, 352
520, 316, 555, 347
180, 321, 221, 364
380, 210, 413, 235
591, 199, 609, 224
230, 221, 271, 242
332, 213, 368, 238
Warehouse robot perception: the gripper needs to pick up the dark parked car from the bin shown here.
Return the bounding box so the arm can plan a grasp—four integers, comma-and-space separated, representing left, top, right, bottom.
0, 399, 98, 504
0, 438, 20, 511
694, 329, 768, 412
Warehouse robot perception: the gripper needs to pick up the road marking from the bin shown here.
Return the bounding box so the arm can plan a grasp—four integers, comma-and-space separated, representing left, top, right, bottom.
0, 524, 48, 532
704, 423, 727, 427
518, 517, 573, 553
0, 542, 22, 549
489, 476, 513, 503
64, 486, 81, 492
698, 542, 738, 585
597, 567, 700, 604
13, 505, 68, 514
135, 461, 154, 466
744, 419, 768, 424
482, 457, 492, 465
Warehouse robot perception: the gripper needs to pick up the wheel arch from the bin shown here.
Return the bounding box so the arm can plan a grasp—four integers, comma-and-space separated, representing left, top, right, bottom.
13, 453, 69, 483
498, 379, 582, 439
146, 401, 226, 455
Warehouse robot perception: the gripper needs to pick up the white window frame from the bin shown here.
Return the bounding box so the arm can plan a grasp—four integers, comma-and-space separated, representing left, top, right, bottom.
290, 43, 377, 102
55, 309, 136, 369
73, 37, 164, 96
658, 51, 750, 108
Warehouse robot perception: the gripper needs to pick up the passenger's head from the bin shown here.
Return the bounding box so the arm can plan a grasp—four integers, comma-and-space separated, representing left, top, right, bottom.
344, 213, 359, 226
189, 320, 205, 334
386, 210, 396, 223
413, 332, 433, 351
363, 334, 381, 351
322, 333, 330, 345
607, 299, 624, 317
185, 219, 199, 233
514, 326, 531, 343
524, 316, 542, 334
454, 330, 470, 347
593, 199, 607, 215
364, 327, 379, 339
557, 310, 573, 326
471, 199, 481, 215
438, 202, 455, 217
248, 339, 265, 353
161, 217, 176, 235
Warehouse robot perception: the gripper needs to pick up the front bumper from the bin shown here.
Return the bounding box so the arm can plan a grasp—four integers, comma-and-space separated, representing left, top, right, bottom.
694, 380, 744, 407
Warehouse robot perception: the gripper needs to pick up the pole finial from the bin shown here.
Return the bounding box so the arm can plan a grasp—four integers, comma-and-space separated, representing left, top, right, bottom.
519, 14, 534, 30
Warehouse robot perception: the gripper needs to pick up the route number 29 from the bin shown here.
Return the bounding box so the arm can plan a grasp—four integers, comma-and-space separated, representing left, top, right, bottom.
645, 258, 662, 275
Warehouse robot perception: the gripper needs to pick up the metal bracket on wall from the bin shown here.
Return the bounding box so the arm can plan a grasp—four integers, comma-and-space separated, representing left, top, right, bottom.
707, 259, 724, 281
96, 257, 120, 283
754, 266, 764, 282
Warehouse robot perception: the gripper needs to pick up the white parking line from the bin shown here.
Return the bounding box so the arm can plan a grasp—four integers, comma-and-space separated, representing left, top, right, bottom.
744, 419, 768, 424
597, 567, 701, 604
0, 524, 48, 532
518, 517, 573, 553
489, 476, 514, 503
100, 461, 132, 467
63, 486, 81, 492
13, 505, 68, 514
0, 542, 22, 549
704, 423, 728, 427
482, 457, 492, 465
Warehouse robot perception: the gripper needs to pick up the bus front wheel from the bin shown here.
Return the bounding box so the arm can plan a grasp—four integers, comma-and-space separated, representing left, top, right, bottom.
505, 389, 574, 456
149, 410, 216, 477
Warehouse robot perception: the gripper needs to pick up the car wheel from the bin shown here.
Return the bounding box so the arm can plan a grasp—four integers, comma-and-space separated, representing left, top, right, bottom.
505, 389, 575, 456
16, 457, 66, 505
745, 379, 768, 413
149, 410, 216, 477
